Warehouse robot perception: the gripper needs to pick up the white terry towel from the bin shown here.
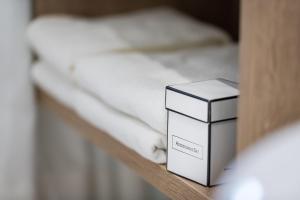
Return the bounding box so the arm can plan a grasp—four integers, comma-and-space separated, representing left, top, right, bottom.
32, 62, 167, 163
73, 44, 239, 134
27, 7, 230, 78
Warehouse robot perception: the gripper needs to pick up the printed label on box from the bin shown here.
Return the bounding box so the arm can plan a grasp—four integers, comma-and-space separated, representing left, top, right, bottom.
172, 135, 203, 159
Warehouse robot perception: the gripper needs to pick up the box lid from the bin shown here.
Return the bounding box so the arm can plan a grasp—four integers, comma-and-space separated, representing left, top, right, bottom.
165, 79, 239, 122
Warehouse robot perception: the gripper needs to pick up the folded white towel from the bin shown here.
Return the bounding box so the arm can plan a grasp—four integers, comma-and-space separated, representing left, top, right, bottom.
27, 7, 230, 78
148, 44, 239, 82
73, 44, 239, 134
32, 62, 167, 163
32, 62, 75, 108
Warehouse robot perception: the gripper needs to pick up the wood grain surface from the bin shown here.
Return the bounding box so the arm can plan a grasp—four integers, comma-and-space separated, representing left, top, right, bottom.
33, 0, 172, 17
238, 0, 300, 151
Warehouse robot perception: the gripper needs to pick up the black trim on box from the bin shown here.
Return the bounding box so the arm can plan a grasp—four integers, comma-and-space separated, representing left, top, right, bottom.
166, 108, 237, 124
207, 123, 211, 186
208, 101, 211, 125
166, 110, 169, 171
166, 85, 209, 102
166, 85, 238, 103
165, 85, 238, 123
164, 87, 167, 109
210, 95, 237, 102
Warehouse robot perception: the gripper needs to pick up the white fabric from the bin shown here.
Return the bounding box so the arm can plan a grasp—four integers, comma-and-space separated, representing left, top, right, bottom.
74, 91, 166, 163
0, 0, 35, 199
75, 53, 188, 134
27, 7, 230, 78
32, 62, 166, 163
74, 45, 238, 133
147, 44, 238, 82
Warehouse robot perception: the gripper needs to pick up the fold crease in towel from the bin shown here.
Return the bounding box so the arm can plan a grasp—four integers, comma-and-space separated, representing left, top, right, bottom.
32, 62, 167, 163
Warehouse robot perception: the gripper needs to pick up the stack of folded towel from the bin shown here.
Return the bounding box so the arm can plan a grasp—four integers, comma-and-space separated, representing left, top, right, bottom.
28, 7, 238, 163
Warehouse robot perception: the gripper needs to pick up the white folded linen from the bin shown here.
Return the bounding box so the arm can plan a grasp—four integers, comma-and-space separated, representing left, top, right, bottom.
27, 7, 230, 78
32, 62, 167, 163
73, 44, 239, 134
32, 62, 75, 108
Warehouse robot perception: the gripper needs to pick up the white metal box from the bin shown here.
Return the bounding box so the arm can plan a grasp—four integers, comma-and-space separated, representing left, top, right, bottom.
165, 79, 239, 186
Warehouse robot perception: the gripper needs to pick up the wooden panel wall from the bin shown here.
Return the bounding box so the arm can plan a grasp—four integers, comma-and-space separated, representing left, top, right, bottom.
174, 0, 240, 41
33, 0, 173, 17
238, 0, 300, 151
33, 0, 239, 40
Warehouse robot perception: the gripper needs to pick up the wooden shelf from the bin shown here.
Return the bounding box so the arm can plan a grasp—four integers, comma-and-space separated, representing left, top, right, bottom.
37, 88, 221, 200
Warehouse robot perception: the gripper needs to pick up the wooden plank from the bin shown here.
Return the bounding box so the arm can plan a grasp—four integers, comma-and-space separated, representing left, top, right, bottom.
174, 0, 240, 40
238, 0, 300, 151
34, 0, 172, 17
37, 88, 220, 200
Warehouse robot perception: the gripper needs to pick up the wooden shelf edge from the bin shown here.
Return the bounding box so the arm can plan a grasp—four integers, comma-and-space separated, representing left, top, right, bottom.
37, 88, 219, 200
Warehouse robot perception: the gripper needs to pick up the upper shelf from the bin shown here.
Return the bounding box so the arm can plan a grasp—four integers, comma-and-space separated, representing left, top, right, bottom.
37, 87, 221, 200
